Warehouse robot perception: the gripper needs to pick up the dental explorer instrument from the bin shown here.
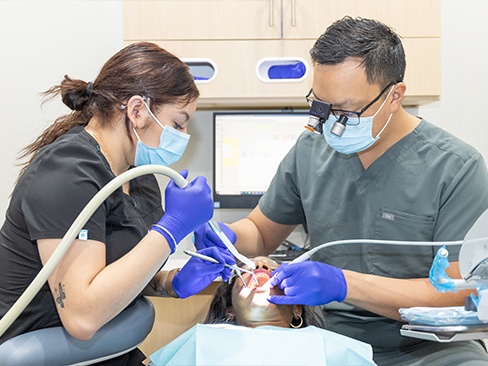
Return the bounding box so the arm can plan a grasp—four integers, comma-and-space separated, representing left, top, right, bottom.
208, 219, 256, 270
183, 250, 258, 286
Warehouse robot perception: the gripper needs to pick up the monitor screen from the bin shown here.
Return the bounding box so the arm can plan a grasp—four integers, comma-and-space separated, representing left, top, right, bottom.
213, 111, 309, 209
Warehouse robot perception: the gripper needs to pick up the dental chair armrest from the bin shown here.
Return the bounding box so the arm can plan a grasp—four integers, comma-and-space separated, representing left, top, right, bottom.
0, 296, 155, 366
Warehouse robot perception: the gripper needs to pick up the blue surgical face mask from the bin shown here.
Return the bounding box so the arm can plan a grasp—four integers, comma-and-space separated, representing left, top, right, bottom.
133, 101, 190, 166
324, 87, 393, 154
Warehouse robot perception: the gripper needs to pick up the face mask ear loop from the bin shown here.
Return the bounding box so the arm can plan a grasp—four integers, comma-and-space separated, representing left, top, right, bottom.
372, 85, 395, 140
372, 85, 395, 119
374, 113, 393, 140
126, 97, 157, 142
132, 127, 142, 142
142, 100, 165, 131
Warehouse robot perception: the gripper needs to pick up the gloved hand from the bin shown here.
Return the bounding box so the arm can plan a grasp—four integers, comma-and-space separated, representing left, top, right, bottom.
267, 261, 347, 306
193, 221, 236, 250
151, 170, 214, 253
172, 247, 236, 299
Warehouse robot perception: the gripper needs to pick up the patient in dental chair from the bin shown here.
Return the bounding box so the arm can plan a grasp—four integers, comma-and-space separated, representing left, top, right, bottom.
148, 257, 376, 365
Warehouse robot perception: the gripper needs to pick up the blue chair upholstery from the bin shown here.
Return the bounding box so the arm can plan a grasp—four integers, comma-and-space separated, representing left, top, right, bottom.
0, 296, 155, 366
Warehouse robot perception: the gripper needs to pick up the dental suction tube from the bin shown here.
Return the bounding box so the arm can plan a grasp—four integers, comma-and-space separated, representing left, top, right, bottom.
289, 238, 464, 265
0, 165, 188, 338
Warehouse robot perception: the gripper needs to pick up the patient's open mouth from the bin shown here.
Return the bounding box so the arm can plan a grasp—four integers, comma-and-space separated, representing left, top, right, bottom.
247, 269, 271, 288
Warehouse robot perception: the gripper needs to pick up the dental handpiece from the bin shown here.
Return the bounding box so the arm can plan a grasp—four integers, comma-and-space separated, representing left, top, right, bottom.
173, 173, 255, 270
208, 220, 256, 270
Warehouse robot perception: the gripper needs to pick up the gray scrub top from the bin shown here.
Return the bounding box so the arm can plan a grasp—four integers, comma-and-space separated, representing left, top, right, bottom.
259, 119, 488, 350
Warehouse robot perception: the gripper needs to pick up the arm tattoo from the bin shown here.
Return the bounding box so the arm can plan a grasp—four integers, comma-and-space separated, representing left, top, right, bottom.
54, 282, 66, 308
150, 282, 172, 297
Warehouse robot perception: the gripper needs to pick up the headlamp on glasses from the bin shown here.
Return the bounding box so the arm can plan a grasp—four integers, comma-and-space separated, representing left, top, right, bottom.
307, 99, 332, 135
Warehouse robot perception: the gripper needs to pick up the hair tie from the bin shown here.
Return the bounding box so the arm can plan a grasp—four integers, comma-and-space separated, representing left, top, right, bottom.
86, 81, 94, 98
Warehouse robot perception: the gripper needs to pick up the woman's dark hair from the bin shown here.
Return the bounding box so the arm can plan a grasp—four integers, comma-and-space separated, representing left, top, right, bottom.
204, 277, 324, 329
18, 41, 199, 176
310, 16, 405, 88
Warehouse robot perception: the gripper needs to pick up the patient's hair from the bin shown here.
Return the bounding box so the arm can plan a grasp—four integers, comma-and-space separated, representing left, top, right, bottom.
204, 278, 325, 328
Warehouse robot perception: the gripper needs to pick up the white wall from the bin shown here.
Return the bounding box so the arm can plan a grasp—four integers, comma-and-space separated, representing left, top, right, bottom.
0, 1, 123, 217
418, 0, 488, 159
0, 0, 487, 220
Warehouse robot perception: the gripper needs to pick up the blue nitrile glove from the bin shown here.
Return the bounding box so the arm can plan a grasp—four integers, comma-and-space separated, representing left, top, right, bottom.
151, 170, 214, 253
193, 221, 236, 250
172, 247, 236, 298
267, 261, 347, 306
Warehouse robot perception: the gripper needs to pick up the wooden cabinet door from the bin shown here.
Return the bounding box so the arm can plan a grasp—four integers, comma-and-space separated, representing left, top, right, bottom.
282, 0, 440, 39
124, 0, 281, 41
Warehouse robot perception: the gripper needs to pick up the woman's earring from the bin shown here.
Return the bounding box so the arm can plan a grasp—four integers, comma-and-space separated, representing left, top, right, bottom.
290, 314, 303, 329
225, 309, 235, 323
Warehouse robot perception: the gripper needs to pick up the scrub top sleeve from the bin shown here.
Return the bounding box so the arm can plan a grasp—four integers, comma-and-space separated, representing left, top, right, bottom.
434, 153, 488, 258
22, 155, 108, 243
259, 138, 306, 225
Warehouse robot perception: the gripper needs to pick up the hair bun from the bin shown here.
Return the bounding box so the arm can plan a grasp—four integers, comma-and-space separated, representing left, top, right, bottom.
60, 76, 93, 111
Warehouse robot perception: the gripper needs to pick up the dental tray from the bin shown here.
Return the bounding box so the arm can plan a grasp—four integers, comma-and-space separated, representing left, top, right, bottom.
398, 306, 485, 326
401, 323, 488, 342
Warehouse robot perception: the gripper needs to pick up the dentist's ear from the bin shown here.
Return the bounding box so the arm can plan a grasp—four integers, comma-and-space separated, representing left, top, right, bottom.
126, 95, 146, 128
390, 82, 406, 113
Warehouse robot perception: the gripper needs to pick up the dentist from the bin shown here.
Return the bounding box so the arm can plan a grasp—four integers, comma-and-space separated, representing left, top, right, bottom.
195, 17, 488, 365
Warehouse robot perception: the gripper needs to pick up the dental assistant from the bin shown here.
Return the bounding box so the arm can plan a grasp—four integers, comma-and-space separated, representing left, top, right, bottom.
0, 42, 228, 366
195, 17, 488, 365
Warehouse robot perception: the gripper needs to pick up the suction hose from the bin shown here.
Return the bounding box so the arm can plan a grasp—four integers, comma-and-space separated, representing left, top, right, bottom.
289, 239, 464, 264
0, 165, 187, 337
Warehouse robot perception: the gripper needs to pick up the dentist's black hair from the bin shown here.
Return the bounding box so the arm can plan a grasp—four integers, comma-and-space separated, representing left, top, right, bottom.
310, 16, 405, 88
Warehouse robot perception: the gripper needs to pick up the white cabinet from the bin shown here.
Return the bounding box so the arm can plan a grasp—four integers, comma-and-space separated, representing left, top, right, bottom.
123, 0, 441, 108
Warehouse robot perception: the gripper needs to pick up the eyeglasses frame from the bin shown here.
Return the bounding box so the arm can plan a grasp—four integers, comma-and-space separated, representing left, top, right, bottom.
306, 81, 396, 125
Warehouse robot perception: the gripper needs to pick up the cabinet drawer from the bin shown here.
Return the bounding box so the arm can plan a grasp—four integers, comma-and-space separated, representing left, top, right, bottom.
125, 37, 440, 108
138, 39, 314, 107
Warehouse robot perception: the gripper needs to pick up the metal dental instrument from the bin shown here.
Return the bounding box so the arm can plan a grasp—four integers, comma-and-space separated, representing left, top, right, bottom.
183, 250, 258, 287
208, 220, 256, 270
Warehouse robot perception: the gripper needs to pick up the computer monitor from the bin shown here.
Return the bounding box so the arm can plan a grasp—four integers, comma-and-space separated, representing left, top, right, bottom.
213, 111, 309, 209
